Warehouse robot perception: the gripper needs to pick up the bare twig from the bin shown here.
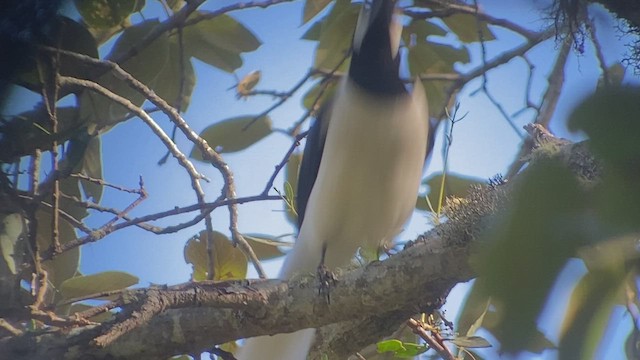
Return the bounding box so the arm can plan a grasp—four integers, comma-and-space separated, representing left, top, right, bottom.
261, 131, 308, 196
407, 318, 456, 360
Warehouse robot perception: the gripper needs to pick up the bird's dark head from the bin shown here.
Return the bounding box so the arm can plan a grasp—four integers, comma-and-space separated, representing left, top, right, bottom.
349, 0, 405, 95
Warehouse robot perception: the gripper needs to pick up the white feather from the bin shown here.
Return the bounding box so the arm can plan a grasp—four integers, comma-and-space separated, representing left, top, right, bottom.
237, 77, 429, 360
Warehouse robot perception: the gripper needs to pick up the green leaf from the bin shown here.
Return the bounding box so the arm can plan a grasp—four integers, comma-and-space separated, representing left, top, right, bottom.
75, 0, 138, 29
37, 209, 81, 290
190, 115, 272, 159
376, 339, 428, 357
187, 14, 261, 53
80, 19, 169, 127
301, 19, 323, 40
313, 0, 359, 71
181, 13, 259, 72
242, 234, 287, 261
79, 136, 104, 202
183, 231, 248, 281
450, 336, 492, 348
14, 17, 99, 91
442, 13, 496, 43
402, 19, 448, 45
409, 41, 470, 75
302, 0, 332, 24
284, 152, 302, 225
0, 213, 25, 275
559, 264, 626, 359
475, 159, 588, 353
152, 36, 197, 111
568, 86, 640, 231
59, 271, 139, 300
0, 106, 87, 161
416, 172, 484, 211
302, 78, 338, 111
377, 339, 405, 353
596, 63, 626, 89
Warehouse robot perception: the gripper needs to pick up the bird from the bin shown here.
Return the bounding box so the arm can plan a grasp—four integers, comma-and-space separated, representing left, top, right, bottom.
237, 0, 430, 358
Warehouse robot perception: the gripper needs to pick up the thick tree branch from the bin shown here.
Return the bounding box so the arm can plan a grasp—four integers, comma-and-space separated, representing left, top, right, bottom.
0, 126, 601, 360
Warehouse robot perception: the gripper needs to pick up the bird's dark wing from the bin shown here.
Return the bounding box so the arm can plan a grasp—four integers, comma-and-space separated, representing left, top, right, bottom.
296, 101, 332, 229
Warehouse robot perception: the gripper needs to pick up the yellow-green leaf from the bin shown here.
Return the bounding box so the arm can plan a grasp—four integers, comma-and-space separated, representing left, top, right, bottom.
183, 231, 247, 281
243, 234, 288, 260
416, 172, 484, 211
302, 0, 332, 24
442, 13, 496, 43
302, 78, 338, 111
402, 19, 447, 45
190, 115, 272, 159
59, 271, 139, 300
314, 0, 359, 71
284, 152, 302, 225
409, 41, 470, 75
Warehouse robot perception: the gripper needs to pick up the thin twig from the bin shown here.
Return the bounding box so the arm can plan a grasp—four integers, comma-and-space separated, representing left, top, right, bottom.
407, 318, 456, 360
261, 131, 308, 196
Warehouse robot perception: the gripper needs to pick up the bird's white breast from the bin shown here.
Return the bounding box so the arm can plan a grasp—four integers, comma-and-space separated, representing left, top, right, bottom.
281, 78, 429, 276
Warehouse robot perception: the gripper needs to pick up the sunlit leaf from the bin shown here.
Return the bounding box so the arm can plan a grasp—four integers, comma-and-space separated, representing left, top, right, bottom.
184, 231, 247, 281
284, 152, 302, 225
302, 0, 332, 24
301, 20, 323, 41
242, 234, 287, 260
190, 115, 272, 158
59, 271, 139, 300
416, 172, 484, 211
442, 13, 496, 43
75, 0, 138, 29
376, 339, 428, 357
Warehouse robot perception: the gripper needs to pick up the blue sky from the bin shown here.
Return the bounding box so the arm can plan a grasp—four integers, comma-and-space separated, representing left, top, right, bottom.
4, 0, 638, 358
